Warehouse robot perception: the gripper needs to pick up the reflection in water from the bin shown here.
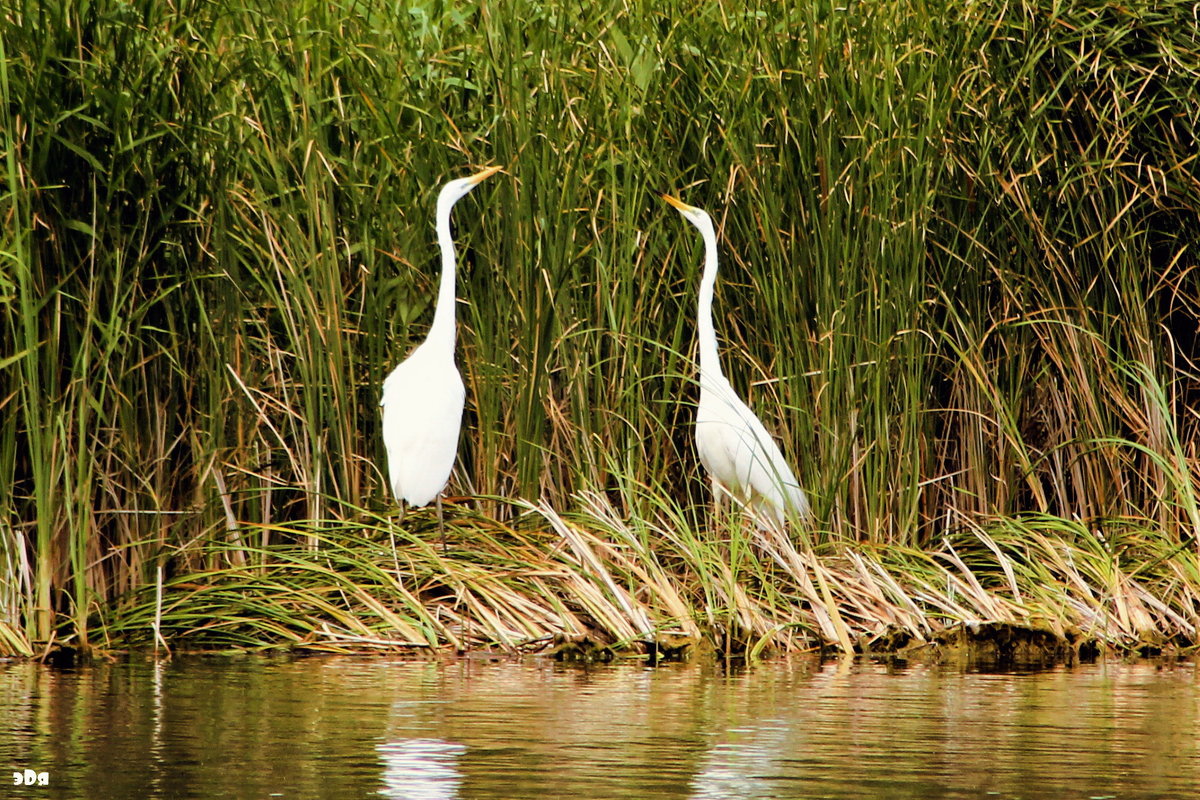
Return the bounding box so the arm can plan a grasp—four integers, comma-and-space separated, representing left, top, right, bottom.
0, 656, 1196, 799
378, 738, 464, 800
690, 722, 792, 800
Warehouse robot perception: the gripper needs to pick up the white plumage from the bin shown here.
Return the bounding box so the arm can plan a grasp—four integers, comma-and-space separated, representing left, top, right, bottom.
380, 166, 501, 507
663, 193, 811, 529
381, 343, 465, 506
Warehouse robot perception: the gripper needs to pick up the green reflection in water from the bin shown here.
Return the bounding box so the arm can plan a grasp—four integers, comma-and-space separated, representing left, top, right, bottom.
0, 657, 1196, 799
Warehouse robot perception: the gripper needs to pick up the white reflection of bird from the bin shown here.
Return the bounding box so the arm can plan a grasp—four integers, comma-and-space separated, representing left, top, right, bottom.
377, 738, 465, 800
381, 166, 502, 522
662, 193, 811, 529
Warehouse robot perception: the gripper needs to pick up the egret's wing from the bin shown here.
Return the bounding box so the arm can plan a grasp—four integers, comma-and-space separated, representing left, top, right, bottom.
740, 415, 810, 520
714, 391, 810, 522
380, 354, 465, 506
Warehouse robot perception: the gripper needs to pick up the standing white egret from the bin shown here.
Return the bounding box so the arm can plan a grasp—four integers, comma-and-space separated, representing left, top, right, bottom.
662, 193, 811, 529
380, 166, 502, 523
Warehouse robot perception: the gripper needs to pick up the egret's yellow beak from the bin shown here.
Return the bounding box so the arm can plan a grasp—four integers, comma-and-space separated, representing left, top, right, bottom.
468, 165, 504, 185
661, 193, 695, 213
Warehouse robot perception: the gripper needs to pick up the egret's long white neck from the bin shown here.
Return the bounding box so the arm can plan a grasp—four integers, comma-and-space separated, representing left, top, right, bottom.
426, 196, 459, 352
695, 216, 723, 383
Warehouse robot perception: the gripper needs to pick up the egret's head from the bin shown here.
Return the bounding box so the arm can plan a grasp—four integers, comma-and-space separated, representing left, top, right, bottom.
438, 165, 503, 210
661, 193, 713, 231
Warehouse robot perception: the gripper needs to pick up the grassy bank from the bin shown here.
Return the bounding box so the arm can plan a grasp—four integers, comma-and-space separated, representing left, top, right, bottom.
2, 0, 1199, 658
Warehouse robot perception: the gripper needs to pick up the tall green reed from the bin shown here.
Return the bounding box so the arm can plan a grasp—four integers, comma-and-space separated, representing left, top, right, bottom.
2, 0, 1198, 650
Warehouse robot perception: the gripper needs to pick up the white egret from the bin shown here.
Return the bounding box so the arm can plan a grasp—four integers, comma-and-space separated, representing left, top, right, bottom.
662, 193, 811, 529
380, 166, 502, 523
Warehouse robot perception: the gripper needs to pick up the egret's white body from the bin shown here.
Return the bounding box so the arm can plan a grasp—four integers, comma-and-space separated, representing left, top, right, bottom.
664, 194, 811, 529
381, 342, 465, 507
380, 166, 501, 507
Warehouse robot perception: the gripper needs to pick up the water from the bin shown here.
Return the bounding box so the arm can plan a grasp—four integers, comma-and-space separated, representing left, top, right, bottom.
1, 654, 1196, 799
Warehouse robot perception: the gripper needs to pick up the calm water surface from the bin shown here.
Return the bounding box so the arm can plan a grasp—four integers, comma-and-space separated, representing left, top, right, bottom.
1, 654, 1196, 799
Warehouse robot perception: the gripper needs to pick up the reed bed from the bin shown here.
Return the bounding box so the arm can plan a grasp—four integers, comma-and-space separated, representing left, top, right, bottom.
2, 0, 1199, 658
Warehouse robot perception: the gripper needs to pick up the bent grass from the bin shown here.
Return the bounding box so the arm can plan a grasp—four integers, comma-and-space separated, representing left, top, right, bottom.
101, 496, 1200, 657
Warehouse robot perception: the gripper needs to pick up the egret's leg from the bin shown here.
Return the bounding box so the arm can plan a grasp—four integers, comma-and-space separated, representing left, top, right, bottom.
389, 501, 405, 577
710, 477, 724, 529
436, 493, 446, 553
